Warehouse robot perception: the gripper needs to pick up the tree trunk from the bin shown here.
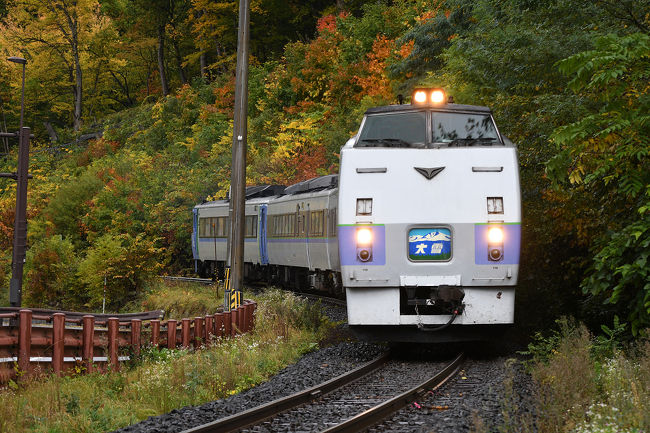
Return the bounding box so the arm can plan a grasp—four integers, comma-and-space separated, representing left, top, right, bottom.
72, 39, 83, 131
157, 26, 169, 96
172, 40, 187, 85
43, 121, 58, 143
216, 42, 227, 75
200, 52, 207, 79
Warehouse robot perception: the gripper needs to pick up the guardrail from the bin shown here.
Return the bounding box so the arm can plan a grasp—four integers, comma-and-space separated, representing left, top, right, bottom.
0, 301, 256, 383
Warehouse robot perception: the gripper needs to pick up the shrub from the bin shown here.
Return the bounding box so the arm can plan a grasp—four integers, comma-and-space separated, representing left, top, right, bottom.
77, 233, 163, 310
23, 235, 79, 308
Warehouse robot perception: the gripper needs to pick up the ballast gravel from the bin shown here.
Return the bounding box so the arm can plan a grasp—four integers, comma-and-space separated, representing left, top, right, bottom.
377, 355, 536, 432
112, 341, 385, 433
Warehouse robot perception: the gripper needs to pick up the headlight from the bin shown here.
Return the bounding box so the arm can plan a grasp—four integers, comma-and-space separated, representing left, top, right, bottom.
488, 227, 504, 244
487, 226, 504, 262
356, 227, 372, 245
411, 87, 447, 105
431, 89, 445, 104
413, 90, 427, 104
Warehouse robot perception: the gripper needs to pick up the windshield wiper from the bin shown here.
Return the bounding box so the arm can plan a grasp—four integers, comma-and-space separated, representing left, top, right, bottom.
445, 138, 497, 147
358, 138, 413, 148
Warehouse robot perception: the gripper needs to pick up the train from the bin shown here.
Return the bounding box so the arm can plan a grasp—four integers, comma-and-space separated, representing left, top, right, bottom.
192, 88, 521, 342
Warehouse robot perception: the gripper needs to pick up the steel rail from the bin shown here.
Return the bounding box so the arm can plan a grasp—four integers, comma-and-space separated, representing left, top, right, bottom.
160, 276, 215, 285
321, 352, 465, 433
294, 291, 347, 307
181, 351, 391, 433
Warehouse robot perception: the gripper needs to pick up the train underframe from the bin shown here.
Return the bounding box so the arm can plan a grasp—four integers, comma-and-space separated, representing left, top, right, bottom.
195, 260, 343, 296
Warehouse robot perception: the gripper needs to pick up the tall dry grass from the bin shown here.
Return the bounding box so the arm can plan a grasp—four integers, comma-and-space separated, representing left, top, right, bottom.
519, 320, 649, 433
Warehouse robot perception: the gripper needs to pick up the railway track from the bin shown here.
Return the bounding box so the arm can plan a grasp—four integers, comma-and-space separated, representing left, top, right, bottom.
181, 351, 464, 433
294, 291, 347, 308
159, 276, 346, 309
160, 275, 215, 285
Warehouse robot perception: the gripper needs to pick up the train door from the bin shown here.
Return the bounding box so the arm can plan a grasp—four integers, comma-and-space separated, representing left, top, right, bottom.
259, 205, 269, 265
192, 208, 199, 260
305, 203, 311, 270
192, 208, 199, 273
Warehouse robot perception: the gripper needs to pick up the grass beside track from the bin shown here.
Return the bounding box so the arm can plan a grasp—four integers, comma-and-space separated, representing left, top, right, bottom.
475, 319, 650, 433
0, 287, 335, 433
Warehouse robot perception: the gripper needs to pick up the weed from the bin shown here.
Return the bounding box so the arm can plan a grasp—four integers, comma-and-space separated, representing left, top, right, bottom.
521, 319, 650, 433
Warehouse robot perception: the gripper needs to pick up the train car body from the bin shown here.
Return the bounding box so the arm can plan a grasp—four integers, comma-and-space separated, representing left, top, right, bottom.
192, 185, 284, 279
266, 175, 340, 291
192, 89, 521, 342
338, 90, 521, 342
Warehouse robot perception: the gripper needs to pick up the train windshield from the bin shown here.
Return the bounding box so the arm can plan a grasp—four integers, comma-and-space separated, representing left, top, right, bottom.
432, 112, 498, 146
356, 112, 426, 148
355, 110, 501, 148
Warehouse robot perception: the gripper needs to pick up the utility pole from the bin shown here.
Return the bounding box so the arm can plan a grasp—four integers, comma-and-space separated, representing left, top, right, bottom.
2, 56, 29, 308
225, 0, 250, 312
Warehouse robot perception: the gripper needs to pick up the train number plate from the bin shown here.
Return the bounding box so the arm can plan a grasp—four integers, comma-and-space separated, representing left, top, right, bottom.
408, 228, 451, 261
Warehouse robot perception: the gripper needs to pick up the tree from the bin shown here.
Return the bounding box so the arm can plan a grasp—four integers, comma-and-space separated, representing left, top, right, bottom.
0, 0, 116, 130
548, 33, 650, 334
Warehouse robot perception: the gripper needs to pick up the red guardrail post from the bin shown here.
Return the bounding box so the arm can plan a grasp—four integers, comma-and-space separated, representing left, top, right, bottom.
251, 302, 256, 330
181, 318, 191, 348
244, 303, 252, 333
205, 315, 214, 343
108, 317, 119, 371
194, 317, 203, 348
223, 312, 231, 337
131, 319, 142, 358
233, 309, 240, 336
167, 320, 177, 349
238, 307, 245, 334
151, 319, 160, 347
18, 309, 32, 377
215, 313, 224, 338
240, 305, 247, 333
52, 313, 65, 375
82, 315, 94, 373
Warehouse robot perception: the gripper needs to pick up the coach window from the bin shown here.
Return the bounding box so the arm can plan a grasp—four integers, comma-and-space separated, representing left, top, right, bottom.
286, 213, 296, 238
310, 210, 324, 236
245, 215, 257, 238
271, 215, 278, 237
216, 217, 229, 237
329, 209, 337, 237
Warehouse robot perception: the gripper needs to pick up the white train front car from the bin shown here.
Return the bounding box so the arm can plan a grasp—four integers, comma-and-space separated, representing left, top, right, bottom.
339, 88, 521, 342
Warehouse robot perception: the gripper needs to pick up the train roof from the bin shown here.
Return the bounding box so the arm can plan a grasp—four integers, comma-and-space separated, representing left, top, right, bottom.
195, 185, 285, 209
364, 102, 492, 115
282, 174, 338, 196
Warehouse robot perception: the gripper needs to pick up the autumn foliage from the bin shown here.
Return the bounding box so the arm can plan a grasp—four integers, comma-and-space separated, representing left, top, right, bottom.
0, 0, 646, 336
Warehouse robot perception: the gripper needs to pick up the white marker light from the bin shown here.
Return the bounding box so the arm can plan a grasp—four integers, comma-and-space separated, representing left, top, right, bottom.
413, 90, 427, 104
431, 89, 445, 104
488, 227, 504, 244
356, 227, 373, 245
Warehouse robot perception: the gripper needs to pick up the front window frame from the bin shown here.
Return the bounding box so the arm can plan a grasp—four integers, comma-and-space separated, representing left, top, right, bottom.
354, 109, 504, 148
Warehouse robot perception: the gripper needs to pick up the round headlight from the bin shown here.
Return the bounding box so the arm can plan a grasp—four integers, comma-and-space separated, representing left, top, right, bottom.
489, 248, 503, 261
488, 226, 504, 244
358, 249, 371, 262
